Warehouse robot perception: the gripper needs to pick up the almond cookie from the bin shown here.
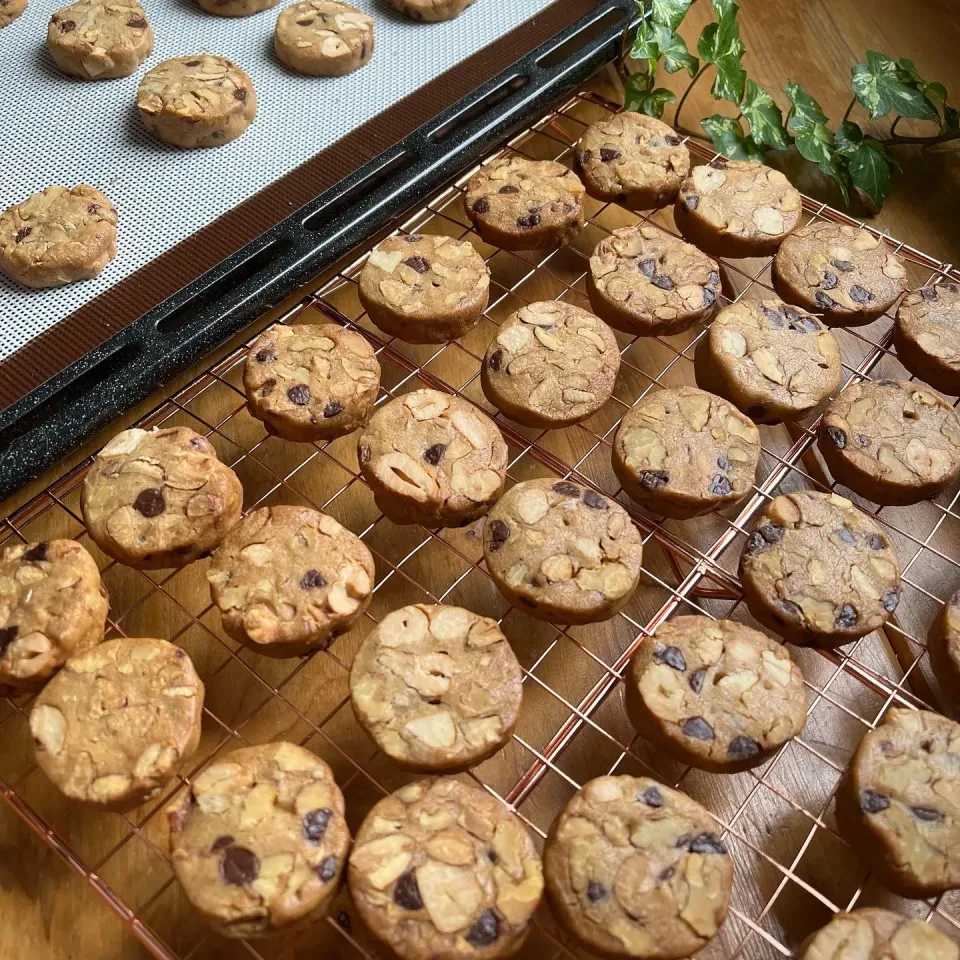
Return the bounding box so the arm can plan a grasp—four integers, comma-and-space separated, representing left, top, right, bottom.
137, 55, 256, 148
208, 505, 374, 657
0, 0, 28, 27
387, 0, 473, 21
47, 0, 153, 79
82, 426, 243, 570
350, 604, 522, 772
543, 775, 733, 960
0, 539, 108, 690
358, 390, 507, 528
481, 300, 620, 429
739, 490, 901, 649
168, 742, 350, 938
465, 157, 585, 251
625, 616, 806, 773
243, 323, 380, 442
694, 299, 842, 424
349, 777, 543, 960
274, 1, 373, 77
612, 386, 760, 519
895, 283, 960, 396
483, 478, 643, 625
30, 637, 203, 810
773, 222, 908, 326
587, 224, 721, 337
928, 590, 960, 701
819, 380, 960, 505
358, 234, 490, 344
674, 159, 802, 259
0, 184, 117, 289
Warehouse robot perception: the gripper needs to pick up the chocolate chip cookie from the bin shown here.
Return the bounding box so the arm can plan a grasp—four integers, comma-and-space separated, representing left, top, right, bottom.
0, 0, 27, 27
543, 775, 733, 960
895, 283, 960, 396
481, 300, 620, 428
739, 490, 901, 649
274, 1, 373, 76
349, 777, 543, 960
929, 590, 960, 701
47, 0, 153, 78
387, 0, 473, 22
168, 742, 350, 938
819, 380, 960, 505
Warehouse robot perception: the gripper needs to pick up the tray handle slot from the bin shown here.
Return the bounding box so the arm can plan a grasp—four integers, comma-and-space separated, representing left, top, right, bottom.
536, 6, 629, 69
427, 75, 530, 142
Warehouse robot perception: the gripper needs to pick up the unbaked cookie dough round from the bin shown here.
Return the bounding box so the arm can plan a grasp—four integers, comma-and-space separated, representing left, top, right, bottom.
137, 55, 256, 148
481, 300, 620, 428
47, 0, 153, 79
275, 1, 373, 76
30, 637, 203, 810
543, 775, 733, 960
930, 590, 960, 701
0, 184, 117, 289
0, 0, 27, 28
350, 603, 522, 772
895, 283, 960, 396
386, 0, 473, 21
739, 490, 901, 649
168, 741, 350, 938
349, 777, 543, 960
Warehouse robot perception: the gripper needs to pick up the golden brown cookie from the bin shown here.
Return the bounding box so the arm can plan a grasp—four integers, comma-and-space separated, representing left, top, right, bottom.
929, 590, 960, 701
0, 0, 27, 27
387, 0, 473, 21
47, 0, 153, 79
895, 282, 960, 396
274, 1, 373, 76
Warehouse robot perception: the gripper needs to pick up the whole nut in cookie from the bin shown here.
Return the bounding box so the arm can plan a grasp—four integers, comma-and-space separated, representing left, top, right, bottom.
0, 0, 28, 28
348, 777, 543, 960
168, 742, 350, 937
895, 282, 960, 396
275, 1, 373, 77
82, 426, 243, 569
387, 0, 474, 22
47, 0, 153, 79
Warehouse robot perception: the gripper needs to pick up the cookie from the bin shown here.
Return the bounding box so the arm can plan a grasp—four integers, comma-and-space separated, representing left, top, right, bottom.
587, 224, 721, 337
348, 777, 543, 960
612, 386, 760, 519
387, 0, 473, 21
208, 505, 374, 657
358, 234, 490, 344
835, 708, 960, 897
30, 637, 203, 810
894, 283, 960, 396
0, 0, 27, 27
82, 426, 243, 570
465, 157, 585, 251
798, 908, 960, 960
928, 590, 960, 701
694, 298, 842, 424
481, 300, 620, 429
0, 539, 108, 690
350, 604, 522, 772
358, 390, 507, 528
47, 0, 152, 79
274, 1, 373, 77
625, 616, 807, 773
199, 0, 275, 17
168, 742, 350, 938
819, 379, 960, 505
0, 185, 117, 289
137, 55, 256, 149
674, 159, 802, 259
243, 323, 380, 442
483, 478, 643, 625
739, 490, 901, 649
543, 775, 733, 960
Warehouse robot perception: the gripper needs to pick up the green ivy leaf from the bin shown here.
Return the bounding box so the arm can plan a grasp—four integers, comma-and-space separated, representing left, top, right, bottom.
834, 120, 863, 155
634, 87, 677, 120
711, 55, 746, 104
895, 56, 924, 86
849, 139, 893, 208
783, 81, 827, 131
630, 20, 659, 61
697, 0, 744, 64
651, 0, 692, 31
740, 79, 790, 149
947, 105, 960, 129
624, 70, 655, 112
817, 153, 852, 206
851, 51, 940, 122
701, 114, 765, 161
631, 22, 698, 76
793, 122, 834, 166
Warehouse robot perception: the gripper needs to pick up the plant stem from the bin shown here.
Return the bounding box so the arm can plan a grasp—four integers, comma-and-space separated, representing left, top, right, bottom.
889, 114, 903, 138
880, 128, 960, 147
673, 65, 709, 134
841, 96, 857, 124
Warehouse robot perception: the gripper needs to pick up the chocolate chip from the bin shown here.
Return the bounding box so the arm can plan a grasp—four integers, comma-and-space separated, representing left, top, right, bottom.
359, 445, 371, 464
681, 717, 714, 741
710, 159, 728, 170
423, 443, 446, 466
255, 348, 276, 363
211, 835, 235, 852
639, 470, 669, 490
58, 18, 75, 31
717, 455, 731, 472
220, 846, 259, 885
665, 135, 682, 146
0, 625, 18, 653
323, 401, 342, 419
585, 880, 608, 902
516, 214, 541, 229
336, 910, 351, 931
849, 284, 874, 304
708, 270, 720, 286
498, 185, 520, 194
831, 258, 856, 272
756, 523, 784, 548
882, 587, 900, 613
837, 527, 856, 545
403, 256, 430, 274
920, 285, 937, 301
14, 227, 31, 243
127, 16, 147, 27
637, 258, 656, 279
393, 870, 424, 910
552, 480, 580, 497
867, 533, 886, 550
234, 88, 247, 102
578, 149, 593, 165
87, 203, 100, 215
709, 474, 732, 497
860, 789, 889, 813
777, 599, 803, 622
728, 736, 761, 760
911, 805, 943, 822
404, 234, 422, 243
821, 272, 838, 290
703, 287, 717, 307
684, 194, 699, 210
465, 910, 499, 948
654, 644, 686, 672
302, 808, 333, 843
488, 519, 511, 551
134, 488, 165, 517
652, 274, 675, 291
184, 59, 201, 66
473, 198, 490, 215
260, 378, 276, 397
686, 832, 727, 854
762, 306, 785, 327
23, 542, 48, 563
745, 532, 766, 556
486, 847, 497, 864
835, 603, 859, 629
790, 316, 821, 333
640, 785, 663, 808
582, 489, 608, 510
599, 147, 621, 163
317, 856, 338, 882
301, 569, 326, 589
658, 865, 676, 883
689, 668, 706, 694
489, 348, 503, 372
815, 290, 837, 310
825, 425, 847, 449
287, 384, 310, 406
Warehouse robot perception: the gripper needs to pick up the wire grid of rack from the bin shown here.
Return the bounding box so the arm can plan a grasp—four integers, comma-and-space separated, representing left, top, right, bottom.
3, 86, 960, 960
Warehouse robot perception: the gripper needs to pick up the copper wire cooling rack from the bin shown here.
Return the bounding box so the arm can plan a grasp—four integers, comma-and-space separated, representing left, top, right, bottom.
4, 88, 960, 960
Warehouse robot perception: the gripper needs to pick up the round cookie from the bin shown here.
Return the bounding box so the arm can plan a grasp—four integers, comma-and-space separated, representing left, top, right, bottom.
481, 300, 620, 429
0, 539, 108, 690
168, 742, 350, 938
81, 426, 243, 570
739, 490, 901, 649
835, 708, 960, 898
625, 616, 807, 773
465, 157, 585, 251
798, 908, 960, 960
674, 159, 802, 259
137, 55, 256, 149
30, 637, 203, 810
208, 505, 374, 657
350, 604, 522, 772
928, 590, 960, 702
895, 283, 960, 396
386, 0, 473, 21
47, 0, 153, 79
274, 1, 373, 77
358, 390, 507, 528
483, 478, 643, 625
543, 775, 733, 960
348, 777, 543, 960
694, 298, 842, 424
243, 323, 380, 442
587, 224, 721, 337
358, 234, 490, 344
612, 386, 760, 520
575, 112, 690, 210
0, 184, 116, 289
0, 0, 27, 27
819, 379, 960, 506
